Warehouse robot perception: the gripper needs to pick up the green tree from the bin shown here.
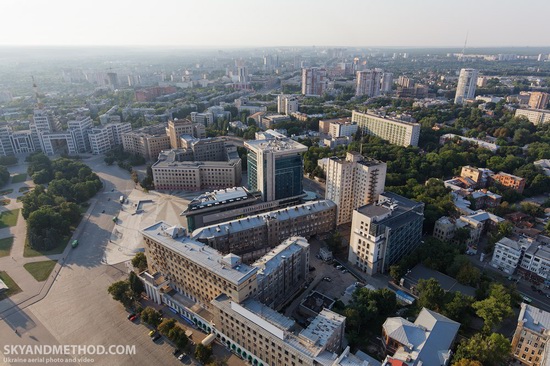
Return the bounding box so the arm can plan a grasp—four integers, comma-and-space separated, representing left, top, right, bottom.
158, 318, 176, 336
443, 292, 474, 322
131, 252, 148, 271
131, 170, 139, 184
416, 278, 446, 312
128, 271, 144, 296
453, 333, 511, 366
195, 344, 212, 364
453, 359, 483, 366
107, 280, 134, 308
472, 284, 514, 333
0, 166, 9, 186
168, 325, 188, 349
140, 307, 163, 328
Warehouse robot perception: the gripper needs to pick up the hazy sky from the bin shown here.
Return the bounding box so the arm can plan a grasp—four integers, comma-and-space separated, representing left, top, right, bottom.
1, 0, 549, 48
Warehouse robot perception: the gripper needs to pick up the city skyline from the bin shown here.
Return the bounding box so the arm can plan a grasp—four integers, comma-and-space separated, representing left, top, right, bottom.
2, 0, 550, 48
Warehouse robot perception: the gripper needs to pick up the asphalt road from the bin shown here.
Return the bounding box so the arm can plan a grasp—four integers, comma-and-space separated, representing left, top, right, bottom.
0, 156, 190, 366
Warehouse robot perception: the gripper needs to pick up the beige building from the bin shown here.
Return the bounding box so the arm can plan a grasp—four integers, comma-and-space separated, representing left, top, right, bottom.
152, 149, 242, 191
166, 119, 195, 149
212, 295, 346, 366
351, 110, 420, 147
325, 152, 386, 225
515, 108, 550, 125
122, 124, 171, 161
318, 117, 351, 135
528, 92, 549, 110
192, 200, 337, 262
460, 165, 494, 188
511, 303, 550, 366
433, 215, 483, 249
142, 222, 258, 309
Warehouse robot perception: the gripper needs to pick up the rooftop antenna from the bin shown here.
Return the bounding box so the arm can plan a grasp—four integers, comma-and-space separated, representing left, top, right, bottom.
32, 76, 44, 109
459, 31, 469, 61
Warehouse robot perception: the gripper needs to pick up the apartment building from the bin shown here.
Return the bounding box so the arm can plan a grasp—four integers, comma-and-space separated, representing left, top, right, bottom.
455, 68, 478, 104
253, 236, 309, 310
67, 116, 93, 153
142, 222, 258, 309
492, 171, 526, 194
348, 192, 424, 275
260, 114, 291, 130
490, 237, 524, 275
355, 69, 383, 97
519, 244, 550, 284
211, 296, 346, 366
151, 148, 241, 191
515, 108, 550, 125
246, 136, 308, 202
528, 92, 549, 110
511, 303, 550, 366
88, 122, 132, 155
192, 200, 337, 262
277, 95, 299, 115
460, 166, 494, 188
351, 110, 420, 147
432, 215, 482, 249
325, 152, 386, 225
301, 67, 327, 96
318, 117, 351, 135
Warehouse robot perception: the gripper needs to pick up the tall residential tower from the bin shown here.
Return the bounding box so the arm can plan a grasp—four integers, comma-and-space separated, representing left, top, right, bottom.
454, 68, 478, 104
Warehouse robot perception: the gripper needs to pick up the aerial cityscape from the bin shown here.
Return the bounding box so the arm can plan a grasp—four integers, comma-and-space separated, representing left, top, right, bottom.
1, 1, 550, 366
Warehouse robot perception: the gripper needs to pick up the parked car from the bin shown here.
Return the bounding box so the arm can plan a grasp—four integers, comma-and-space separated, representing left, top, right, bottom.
101, 209, 105, 213
173, 349, 180, 356
341, 269, 348, 274
129, 315, 137, 321
152, 334, 161, 341
323, 277, 332, 282
127, 313, 136, 320
309, 266, 316, 272
336, 265, 343, 270
149, 330, 156, 337
522, 295, 533, 304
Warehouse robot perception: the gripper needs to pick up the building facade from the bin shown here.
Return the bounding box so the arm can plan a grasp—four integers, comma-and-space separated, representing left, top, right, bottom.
511, 303, 550, 366
355, 69, 383, 97
348, 192, 424, 275
277, 95, 299, 115
245, 137, 308, 202
515, 108, 550, 125
492, 171, 526, 194
454, 68, 478, 104
528, 92, 549, 110
301, 68, 327, 96
192, 200, 337, 262
351, 110, 420, 147
122, 124, 171, 160
325, 152, 386, 225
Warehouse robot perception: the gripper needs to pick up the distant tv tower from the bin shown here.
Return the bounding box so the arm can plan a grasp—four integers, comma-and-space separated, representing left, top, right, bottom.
459, 31, 469, 61
32, 76, 44, 109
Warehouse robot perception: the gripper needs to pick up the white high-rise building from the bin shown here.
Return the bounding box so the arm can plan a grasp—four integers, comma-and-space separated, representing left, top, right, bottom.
67, 116, 93, 153
277, 94, 299, 115
301, 67, 327, 96
30, 109, 54, 152
325, 152, 386, 225
88, 122, 132, 155
355, 69, 383, 97
381, 72, 394, 93
454, 68, 478, 104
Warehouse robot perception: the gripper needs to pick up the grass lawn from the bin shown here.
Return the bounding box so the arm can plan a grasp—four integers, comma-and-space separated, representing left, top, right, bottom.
23, 236, 70, 257
18, 186, 30, 193
0, 208, 19, 228
0, 189, 13, 195
23, 260, 57, 282
11, 174, 27, 184
0, 237, 14, 257
0, 198, 10, 206
0, 271, 22, 300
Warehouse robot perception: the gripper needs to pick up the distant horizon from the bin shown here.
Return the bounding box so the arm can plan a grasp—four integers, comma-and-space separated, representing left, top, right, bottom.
2, 0, 549, 49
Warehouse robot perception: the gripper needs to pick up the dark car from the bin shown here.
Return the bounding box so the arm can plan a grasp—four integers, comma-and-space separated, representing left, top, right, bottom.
102, 209, 105, 213
531, 285, 537, 291
309, 266, 316, 272
152, 334, 161, 341
173, 349, 181, 356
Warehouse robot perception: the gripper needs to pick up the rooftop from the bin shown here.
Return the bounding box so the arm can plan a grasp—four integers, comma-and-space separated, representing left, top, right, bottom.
405, 264, 476, 297
245, 136, 307, 154
518, 303, 550, 334
496, 237, 522, 252
355, 192, 423, 226
192, 200, 336, 239
300, 309, 345, 347
300, 291, 336, 314
142, 221, 257, 285
524, 243, 550, 260
186, 187, 254, 211
253, 237, 309, 276
385, 308, 460, 366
